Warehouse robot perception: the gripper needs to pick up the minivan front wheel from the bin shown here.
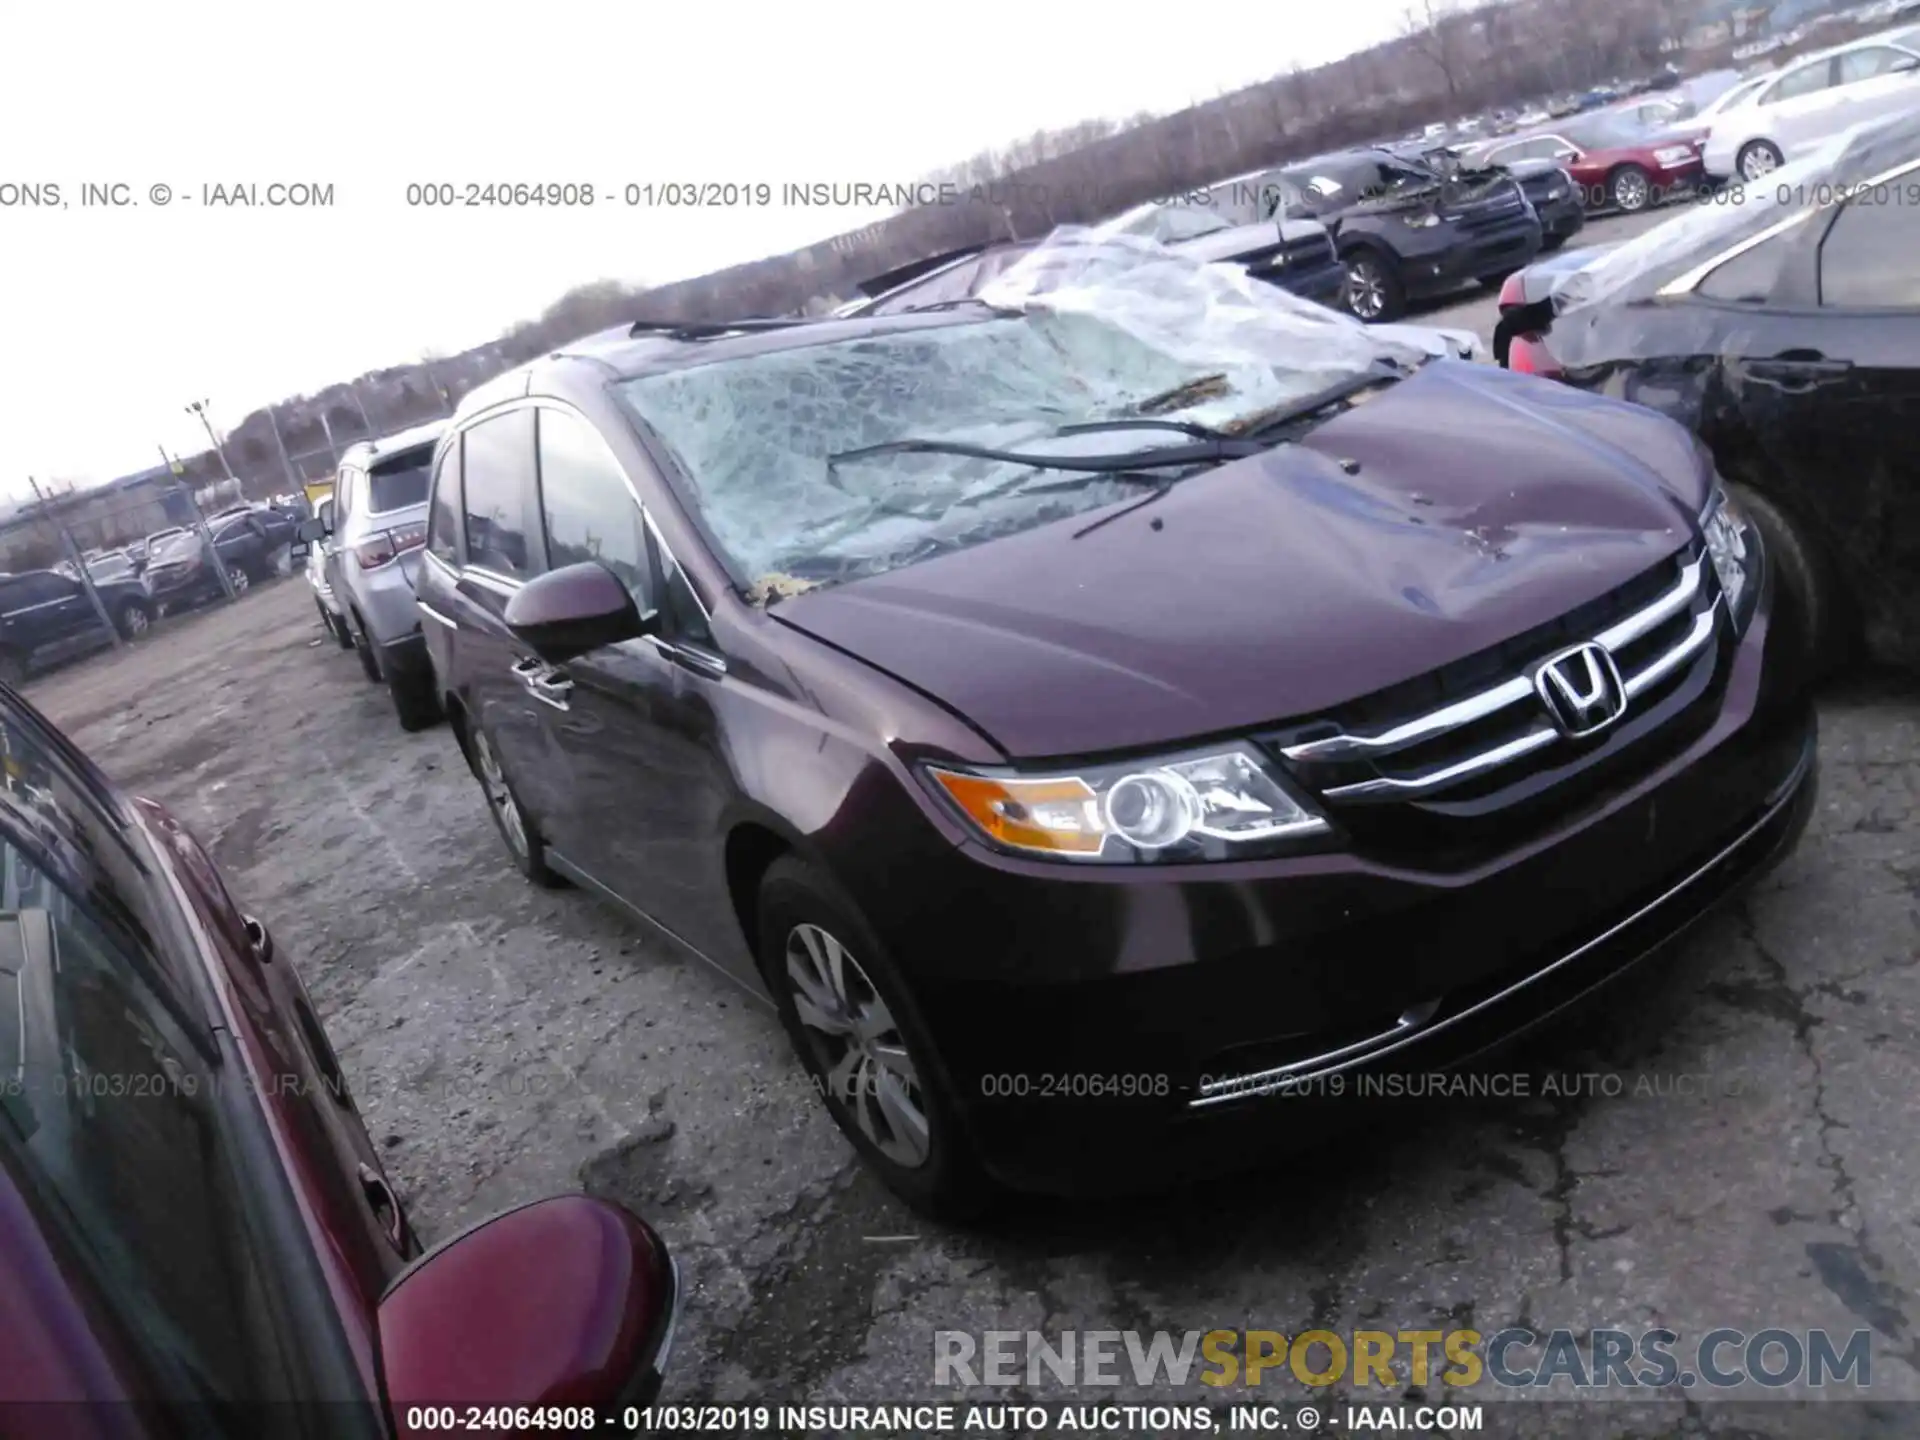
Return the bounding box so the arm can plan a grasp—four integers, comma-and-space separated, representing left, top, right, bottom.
757, 857, 993, 1219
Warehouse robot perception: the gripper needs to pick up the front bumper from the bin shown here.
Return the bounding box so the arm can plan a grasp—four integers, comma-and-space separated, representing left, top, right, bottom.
866, 589, 1814, 1196
1533, 192, 1586, 241
1648, 157, 1706, 202
1399, 216, 1544, 297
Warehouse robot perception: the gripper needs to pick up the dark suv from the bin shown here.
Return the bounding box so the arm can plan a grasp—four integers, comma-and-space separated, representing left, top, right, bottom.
142, 509, 291, 611
0, 567, 154, 686
416, 236, 1814, 1216
1271, 147, 1544, 320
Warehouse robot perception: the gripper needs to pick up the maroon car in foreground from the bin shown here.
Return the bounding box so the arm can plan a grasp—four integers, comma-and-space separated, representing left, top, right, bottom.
0, 686, 677, 1435
417, 233, 1816, 1218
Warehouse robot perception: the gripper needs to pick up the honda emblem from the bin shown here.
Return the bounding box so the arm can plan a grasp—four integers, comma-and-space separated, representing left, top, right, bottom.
1534, 641, 1628, 738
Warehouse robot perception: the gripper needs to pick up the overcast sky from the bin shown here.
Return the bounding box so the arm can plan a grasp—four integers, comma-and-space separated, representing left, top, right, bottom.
0, 0, 1416, 497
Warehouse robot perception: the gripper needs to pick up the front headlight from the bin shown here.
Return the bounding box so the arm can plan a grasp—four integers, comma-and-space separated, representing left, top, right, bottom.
925, 744, 1329, 864
1402, 212, 1441, 228
1701, 485, 1760, 634
1653, 145, 1695, 165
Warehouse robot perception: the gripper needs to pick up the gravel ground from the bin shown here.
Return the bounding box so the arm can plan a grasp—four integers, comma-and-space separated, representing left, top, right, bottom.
27, 218, 1920, 1437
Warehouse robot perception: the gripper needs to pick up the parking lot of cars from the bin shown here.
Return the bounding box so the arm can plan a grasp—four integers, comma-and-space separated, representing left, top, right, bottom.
18, 197, 1920, 1422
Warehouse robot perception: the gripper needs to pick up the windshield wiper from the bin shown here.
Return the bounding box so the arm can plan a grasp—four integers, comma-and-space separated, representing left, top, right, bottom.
1052, 416, 1237, 442
1231, 364, 1407, 441
826, 434, 1265, 475
829, 363, 1408, 479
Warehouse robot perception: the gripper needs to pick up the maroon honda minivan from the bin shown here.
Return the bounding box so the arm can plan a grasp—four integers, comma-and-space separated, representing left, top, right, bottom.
415, 234, 1817, 1216
0, 685, 677, 1435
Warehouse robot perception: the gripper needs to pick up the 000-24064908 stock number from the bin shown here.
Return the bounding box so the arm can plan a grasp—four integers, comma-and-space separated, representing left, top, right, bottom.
978, 1073, 1172, 1098
403, 182, 779, 207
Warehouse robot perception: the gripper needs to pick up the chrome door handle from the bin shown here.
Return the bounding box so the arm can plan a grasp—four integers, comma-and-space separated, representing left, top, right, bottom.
511, 656, 572, 709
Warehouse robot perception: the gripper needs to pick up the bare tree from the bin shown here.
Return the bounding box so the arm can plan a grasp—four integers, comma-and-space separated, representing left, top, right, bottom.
1401, 0, 1465, 105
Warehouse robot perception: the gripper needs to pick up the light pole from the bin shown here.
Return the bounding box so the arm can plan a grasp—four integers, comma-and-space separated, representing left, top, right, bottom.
25, 476, 121, 649
184, 398, 239, 484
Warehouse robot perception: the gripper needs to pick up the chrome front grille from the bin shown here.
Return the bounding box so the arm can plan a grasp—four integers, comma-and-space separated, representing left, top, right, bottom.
1274, 548, 1721, 809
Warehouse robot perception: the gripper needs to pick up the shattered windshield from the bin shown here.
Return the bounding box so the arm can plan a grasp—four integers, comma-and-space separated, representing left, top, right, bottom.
616, 232, 1427, 595
1552, 129, 1859, 314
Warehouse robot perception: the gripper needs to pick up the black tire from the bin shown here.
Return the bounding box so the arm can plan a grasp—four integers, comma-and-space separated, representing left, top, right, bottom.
388, 667, 443, 732
465, 723, 564, 887
1737, 139, 1784, 183
757, 856, 996, 1220
1541, 233, 1568, 253
0, 650, 25, 690
116, 598, 154, 641
331, 610, 354, 650
1609, 163, 1654, 213
350, 612, 382, 683
1341, 249, 1407, 323
1727, 481, 1853, 686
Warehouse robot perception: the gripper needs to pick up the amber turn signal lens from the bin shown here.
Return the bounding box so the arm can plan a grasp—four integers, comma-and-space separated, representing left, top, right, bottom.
927, 770, 1104, 856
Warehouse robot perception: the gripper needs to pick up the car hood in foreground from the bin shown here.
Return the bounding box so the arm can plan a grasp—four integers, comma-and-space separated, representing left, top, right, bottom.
772, 362, 1707, 759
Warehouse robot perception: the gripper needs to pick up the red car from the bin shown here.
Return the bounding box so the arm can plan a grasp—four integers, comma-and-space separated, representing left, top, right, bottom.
0, 686, 677, 1436
1469, 109, 1707, 214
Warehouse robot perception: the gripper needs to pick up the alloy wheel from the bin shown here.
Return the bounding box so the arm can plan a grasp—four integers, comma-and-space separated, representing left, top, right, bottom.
785, 922, 930, 1169
1346, 260, 1386, 320
123, 606, 150, 637
1613, 169, 1650, 211
472, 730, 529, 858
1740, 142, 1781, 181
228, 566, 250, 596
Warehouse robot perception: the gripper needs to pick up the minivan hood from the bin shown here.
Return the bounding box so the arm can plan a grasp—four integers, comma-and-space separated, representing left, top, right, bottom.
772, 362, 1704, 760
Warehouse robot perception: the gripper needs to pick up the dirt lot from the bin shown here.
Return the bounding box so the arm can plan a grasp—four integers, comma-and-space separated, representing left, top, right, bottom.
30, 240, 1920, 1434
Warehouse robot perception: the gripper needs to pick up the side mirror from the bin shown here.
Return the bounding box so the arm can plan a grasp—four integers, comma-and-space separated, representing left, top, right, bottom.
378, 1195, 677, 1434
504, 562, 655, 664
296, 517, 328, 543
1894, 56, 1920, 72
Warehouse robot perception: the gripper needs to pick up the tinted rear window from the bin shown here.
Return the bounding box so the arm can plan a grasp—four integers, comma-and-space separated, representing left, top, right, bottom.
367, 450, 434, 511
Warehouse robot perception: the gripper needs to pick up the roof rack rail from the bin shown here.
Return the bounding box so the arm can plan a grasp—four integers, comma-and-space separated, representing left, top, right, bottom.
628, 316, 816, 340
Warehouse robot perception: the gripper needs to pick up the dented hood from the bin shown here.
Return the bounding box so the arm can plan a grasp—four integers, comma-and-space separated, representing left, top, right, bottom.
771, 362, 1707, 759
